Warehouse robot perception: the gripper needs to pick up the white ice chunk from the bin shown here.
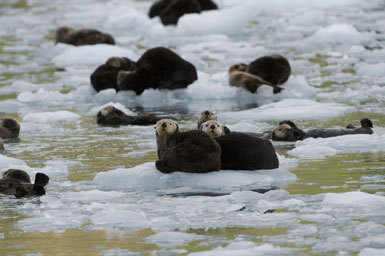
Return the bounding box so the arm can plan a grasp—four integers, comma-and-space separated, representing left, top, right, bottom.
359, 248, 385, 256
0, 155, 28, 170
288, 134, 385, 159
22, 111, 81, 123
322, 191, 385, 208
52, 44, 139, 67
87, 102, 135, 116
218, 99, 353, 121
306, 24, 369, 44
145, 232, 207, 248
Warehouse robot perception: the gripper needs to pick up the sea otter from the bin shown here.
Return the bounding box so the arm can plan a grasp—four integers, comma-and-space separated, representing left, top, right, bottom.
0, 169, 50, 198
200, 120, 279, 170
117, 47, 197, 95
55, 26, 115, 46
90, 57, 136, 92
155, 119, 221, 173
149, 0, 218, 26
229, 63, 282, 94
97, 105, 161, 126
248, 54, 291, 85
197, 110, 217, 129
0, 117, 20, 139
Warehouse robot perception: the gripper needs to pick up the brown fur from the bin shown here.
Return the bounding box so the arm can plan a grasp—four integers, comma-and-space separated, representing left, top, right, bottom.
55, 26, 115, 46
248, 54, 291, 85
97, 105, 161, 126
155, 119, 221, 173
197, 110, 217, 129
0, 117, 20, 139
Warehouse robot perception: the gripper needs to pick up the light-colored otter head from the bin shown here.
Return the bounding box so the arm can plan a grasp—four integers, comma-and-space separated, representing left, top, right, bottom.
55, 26, 75, 44
197, 110, 217, 129
0, 117, 20, 138
200, 120, 225, 138
100, 105, 115, 116
155, 119, 179, 137
106, 57, 124, 68
273, 124, 291, 139
229, 63, 249, 73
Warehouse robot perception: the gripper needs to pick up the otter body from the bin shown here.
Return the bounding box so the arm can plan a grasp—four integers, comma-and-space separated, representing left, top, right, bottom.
0, 117, 20, 139
55, 27, 115, 46
305, 119, 373, 138
155, 119, 221, 173
248, 54, 291, 85
0, 169, 49, 198
149, 0, 218, 25
90, 57, 136, 92
200, 121, 279, 170
97, 105, 161, 126
118, 47, 197, 95
228, 61, 285, 94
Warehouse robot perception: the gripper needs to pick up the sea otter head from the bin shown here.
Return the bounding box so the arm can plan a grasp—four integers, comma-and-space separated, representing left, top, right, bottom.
155, 119, 179, 137
0, 117, 20, 138
55, 26, 74, 44
229, 63, 249, 73
106, 57, 125, 68
197, 110, 217, 129
200, 120, 226, 138
272, 122, 306, 141
2, 169, 31, 183
97, 105, 127, 126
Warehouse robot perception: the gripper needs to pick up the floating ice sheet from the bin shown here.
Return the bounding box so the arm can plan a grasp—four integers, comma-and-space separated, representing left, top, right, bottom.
22, 110, 81, 123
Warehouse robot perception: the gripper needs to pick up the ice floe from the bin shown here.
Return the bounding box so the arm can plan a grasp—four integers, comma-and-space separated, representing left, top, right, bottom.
22, 110, 81, 123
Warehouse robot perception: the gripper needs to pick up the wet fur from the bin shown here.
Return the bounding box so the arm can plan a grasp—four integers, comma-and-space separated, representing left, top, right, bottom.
149, 0, 218, 25
0, 117, 20, 139
0, 169, 49, 198
155, 119, 221, 173
248, 54, 291, 85
55, 27, 115, 46
90, 57, 136, 92
118, 47, 197, 95
96, 106, 161, 126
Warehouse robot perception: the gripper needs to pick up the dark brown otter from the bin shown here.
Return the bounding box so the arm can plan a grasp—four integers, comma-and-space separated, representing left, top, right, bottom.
248, 54, 291, 85
155, 119, 221, 173
90, 57, 136, 92
96, 105, 161, 126
0, 117, 20, 139
149, 0, 218, 26
55, 26, 115, 46
117, 47, 197, 95
200, 120, 279, 170
0, 169, 49, 198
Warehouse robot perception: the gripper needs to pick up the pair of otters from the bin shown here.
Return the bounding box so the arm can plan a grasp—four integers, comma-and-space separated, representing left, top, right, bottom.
0, 117, 20, 150
155, 110, 374, 174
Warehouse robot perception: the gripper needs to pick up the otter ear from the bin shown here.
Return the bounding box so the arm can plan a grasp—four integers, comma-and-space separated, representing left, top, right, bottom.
223, 126, 231, 134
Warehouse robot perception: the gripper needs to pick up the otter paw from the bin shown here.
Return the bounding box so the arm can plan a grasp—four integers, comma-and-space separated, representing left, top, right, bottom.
155, 160, 173, 174
273, 86, 283, 94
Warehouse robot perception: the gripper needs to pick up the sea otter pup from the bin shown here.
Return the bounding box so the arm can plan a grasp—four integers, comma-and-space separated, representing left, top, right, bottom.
90, 57, 136, 92
149, 0, 218, 26
200, 120, 279, 170
248, 54, 291, 85
55, 26, 115, 46
155, 119, 221, 173
97, 105, 161, 126
117, 47, 197, 95
0, 117, 20, 139
0, 169, 50, 198
228, 63, 283, 94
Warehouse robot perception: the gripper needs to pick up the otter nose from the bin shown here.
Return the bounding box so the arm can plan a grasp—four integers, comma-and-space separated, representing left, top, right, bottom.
210, 125, 215, 129
205, 111, 210, 115
162, 123, 167, 128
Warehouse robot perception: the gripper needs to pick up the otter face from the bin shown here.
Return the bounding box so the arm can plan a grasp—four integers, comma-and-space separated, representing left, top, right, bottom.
229, 63, 248, 73
117, 70, 136, 90
0, 117, 20, 137
200, 120, 224, 138
273, 123, 305, 141
197, 110, 216, 129
273, 124, 292, 139
156, 119, 179, 137
55, 26, 74, 43
106, 57, 124, 68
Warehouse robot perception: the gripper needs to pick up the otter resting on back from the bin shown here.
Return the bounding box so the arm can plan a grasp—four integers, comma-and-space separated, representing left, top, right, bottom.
97, 105, 161, 126
55, 26, 115, 46
200, 120, 279, 170
90, 57, 136, 92
149, 0, 218, 26
155, 119, 221, 173
0, 117, 20, 140
266, 118, 374, 141
0, 169, 50, 198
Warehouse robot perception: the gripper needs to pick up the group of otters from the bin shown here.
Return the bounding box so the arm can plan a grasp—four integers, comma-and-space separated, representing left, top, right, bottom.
0, 0, 375, 197
0, 109, 374, 198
